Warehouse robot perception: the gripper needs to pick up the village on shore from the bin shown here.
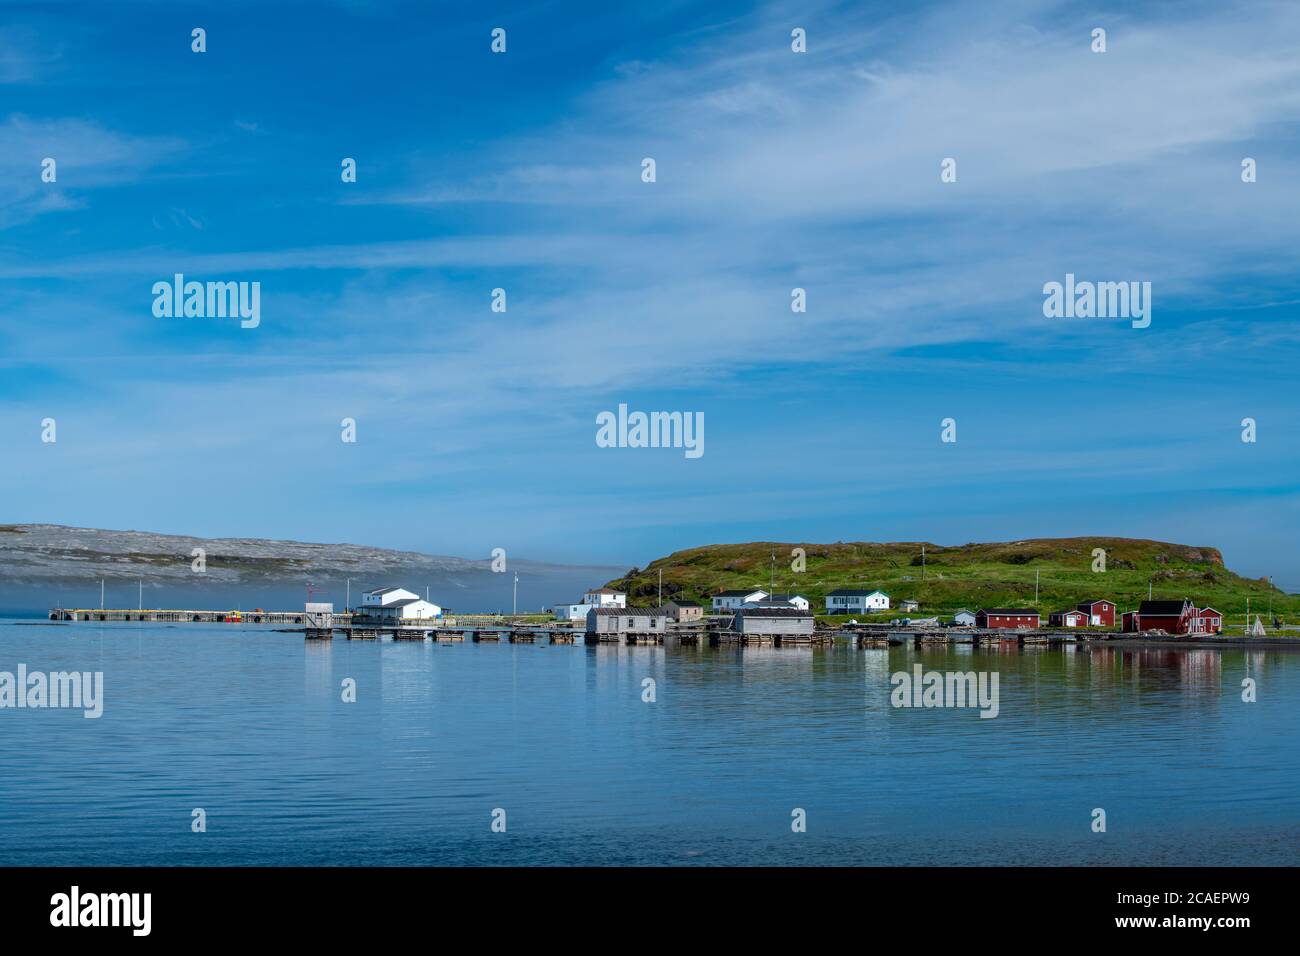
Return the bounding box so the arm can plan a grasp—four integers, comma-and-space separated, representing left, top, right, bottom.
49, 582, 1284, 647
342, 582, 1242, 643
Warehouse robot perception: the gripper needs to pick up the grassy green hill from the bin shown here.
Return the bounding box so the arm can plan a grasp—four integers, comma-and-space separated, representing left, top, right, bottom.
604, 537, 1297, 624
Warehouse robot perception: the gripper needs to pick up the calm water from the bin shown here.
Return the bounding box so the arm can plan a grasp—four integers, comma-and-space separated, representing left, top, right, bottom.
1, 619, 1297, 866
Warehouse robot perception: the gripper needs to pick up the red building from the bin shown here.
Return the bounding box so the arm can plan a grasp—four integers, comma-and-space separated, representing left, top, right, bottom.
1076, 599, 1115, 628
976, 608, 1040, 629
1135, 599, 1196, 634
1122, 610, 1140, 632
1049, 609, 1088, 627
1192, 607, 1223, 635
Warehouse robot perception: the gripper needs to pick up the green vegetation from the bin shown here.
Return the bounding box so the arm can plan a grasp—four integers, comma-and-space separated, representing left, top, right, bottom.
605, 537, 1298, 624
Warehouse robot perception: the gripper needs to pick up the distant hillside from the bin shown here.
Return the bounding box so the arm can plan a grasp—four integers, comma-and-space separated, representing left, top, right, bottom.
605, 538, 1296, 620
0, 524, 621, 614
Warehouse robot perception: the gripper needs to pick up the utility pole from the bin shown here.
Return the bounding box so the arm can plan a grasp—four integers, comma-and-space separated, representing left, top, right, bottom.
346, 578, 351, 610
1034, 570, 1039, 604
513, 572, 518, 618
658, 568, 662, 605
922, 544, 926, 580
100, 579, 104, 610
138, 579, 142, 611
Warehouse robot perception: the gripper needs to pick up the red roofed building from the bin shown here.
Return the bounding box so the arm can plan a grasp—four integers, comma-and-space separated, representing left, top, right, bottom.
1076, 599, 1116, 628
1049, 609, 1089, 627
1192, 607, 1223, 635
976, 608, 1040, 629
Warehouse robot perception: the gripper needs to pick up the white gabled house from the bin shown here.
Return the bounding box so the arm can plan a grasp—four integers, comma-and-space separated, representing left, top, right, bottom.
361, 586, 419, 608
712, 589, 768, 611
768, 594, 810, 611
825, 588, 890, 613
358, 587, 442, 621
583, 588, 627, 608
554, 587, 627, 621
952, 609, 977, 627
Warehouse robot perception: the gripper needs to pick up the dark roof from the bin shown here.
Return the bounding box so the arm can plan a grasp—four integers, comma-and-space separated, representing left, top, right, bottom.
366, 586, 405, 595
827, 588, 886, 596
665, 600, 701, 608
979, 608, 1039, 615
586, 587, 624, 594
735, 607, 813, 618
590, 606, 668, 616
767, 594, 806, 601
1051, 608, 1087, 616
716, 589, 765, 597
1138, 600, 1192, 616
1077, 599, 1111, 607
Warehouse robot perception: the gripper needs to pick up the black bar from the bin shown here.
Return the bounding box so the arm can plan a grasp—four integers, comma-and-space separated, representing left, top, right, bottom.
0, 866, 1277, 941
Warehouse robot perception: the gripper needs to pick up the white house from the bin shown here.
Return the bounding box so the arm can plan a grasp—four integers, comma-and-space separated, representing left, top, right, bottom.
361, 586, 419, 608
952, 609, 977, 627
768, 594, 811, 611
583, 588, 627, 608
555, 587, 627, 621
554, 603, 592, 622
825, 589, 890, 613
358, 588, 442, 621
713, 589, 768, 611
371, 598, 442, 621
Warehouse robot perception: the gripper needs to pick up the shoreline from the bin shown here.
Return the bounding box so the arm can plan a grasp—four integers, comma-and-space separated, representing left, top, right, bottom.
12, 615, 1300, 651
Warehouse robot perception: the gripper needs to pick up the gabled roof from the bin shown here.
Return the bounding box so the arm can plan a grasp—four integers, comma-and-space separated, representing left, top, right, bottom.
735, 607, 812, 618
365, 586, 406, 595
1196, 606, 1222, 615
827, 588, 887, 597
1052, 609, 1088, 617
590, 606, 668, 616
1076, 599, 1112, 608
767, 594, 807, 601
585, 587, 625, 595
716, 589, 767, 597
979, 608, 1039, 615
1138, 599, 1193, 616
953, 608, 975, 615
665, 599, 701, 608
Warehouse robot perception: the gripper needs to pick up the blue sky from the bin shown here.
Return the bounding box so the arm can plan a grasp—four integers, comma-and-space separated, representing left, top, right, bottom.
2, 0, 1299, 586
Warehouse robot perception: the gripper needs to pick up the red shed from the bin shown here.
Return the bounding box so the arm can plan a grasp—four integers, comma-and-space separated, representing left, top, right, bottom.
1122, 610, 1140, 632
1193, 607, 1223, 635
1049, 609, 1088, 627
1136, 599, 1195, 635
1076, 599, 1115, 628
976, 608, 1040, 629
